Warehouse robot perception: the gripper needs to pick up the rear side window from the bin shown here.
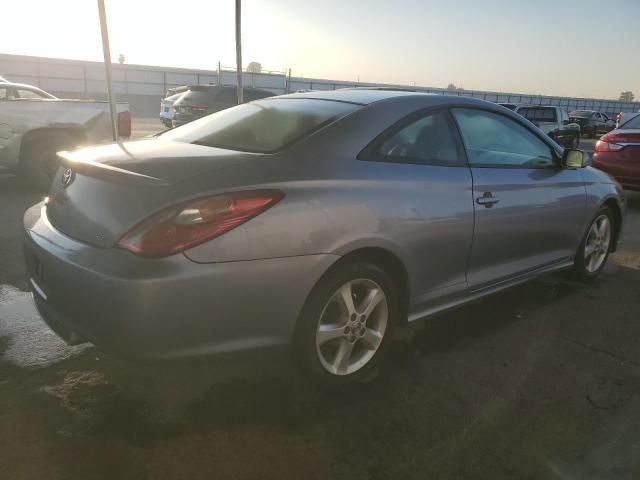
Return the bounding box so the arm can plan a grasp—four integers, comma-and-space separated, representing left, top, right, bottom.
452, 108, 555, 168
371, 111, 463, 166
162, 98, 359, 153
517, 107, 557, 122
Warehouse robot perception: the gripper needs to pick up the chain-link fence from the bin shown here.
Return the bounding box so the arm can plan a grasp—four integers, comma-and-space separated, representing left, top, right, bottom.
1, 53, 637, 117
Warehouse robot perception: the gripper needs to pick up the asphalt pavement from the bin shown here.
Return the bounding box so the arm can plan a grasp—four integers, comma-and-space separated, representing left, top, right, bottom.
0, 126, 639, 479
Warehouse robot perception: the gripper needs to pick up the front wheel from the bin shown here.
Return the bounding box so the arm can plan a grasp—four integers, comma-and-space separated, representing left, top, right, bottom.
294, 261, 398, 388
573, 207, 614, 281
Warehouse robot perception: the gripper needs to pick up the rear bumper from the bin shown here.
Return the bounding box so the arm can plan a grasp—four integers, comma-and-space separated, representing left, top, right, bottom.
23, 202, 338, 361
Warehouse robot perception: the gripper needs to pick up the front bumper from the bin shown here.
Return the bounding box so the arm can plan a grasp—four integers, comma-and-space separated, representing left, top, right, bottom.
23, 203, 338, 361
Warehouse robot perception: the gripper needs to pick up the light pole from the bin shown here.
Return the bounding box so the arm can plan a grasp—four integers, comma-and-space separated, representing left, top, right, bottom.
235, 0, 243, 104
97, 0, 119, 142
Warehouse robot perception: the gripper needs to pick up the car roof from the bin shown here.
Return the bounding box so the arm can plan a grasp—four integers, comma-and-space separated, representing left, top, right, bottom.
1, 81, 46, 90
276, 88, 433, 105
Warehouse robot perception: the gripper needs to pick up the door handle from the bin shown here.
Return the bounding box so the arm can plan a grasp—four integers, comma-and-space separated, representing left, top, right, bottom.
476, 192, 500, 208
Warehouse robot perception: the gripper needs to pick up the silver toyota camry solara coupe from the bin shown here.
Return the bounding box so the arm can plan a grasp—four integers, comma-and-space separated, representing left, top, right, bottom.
23, 89, 625, 387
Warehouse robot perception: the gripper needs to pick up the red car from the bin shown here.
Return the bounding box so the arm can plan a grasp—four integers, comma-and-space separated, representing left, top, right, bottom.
593, 114, 640, 191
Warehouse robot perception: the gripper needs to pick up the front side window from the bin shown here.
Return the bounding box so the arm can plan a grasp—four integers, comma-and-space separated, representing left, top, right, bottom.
373, 111, 462, 165
452, 108, 555, 168
162, 98, 359, 153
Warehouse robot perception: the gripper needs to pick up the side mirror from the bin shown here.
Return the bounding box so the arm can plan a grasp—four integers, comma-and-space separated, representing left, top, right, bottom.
562, 119, 570, 125
562, 149, 587, 168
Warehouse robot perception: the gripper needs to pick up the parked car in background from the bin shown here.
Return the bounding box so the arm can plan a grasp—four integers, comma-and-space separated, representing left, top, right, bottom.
569, 110, 614, 137
593, 114, 640, 191
616, 111, 640, 128
0, 81, 130, 190
497, 102, 518, 110
0, 82, 57, 100
515, 105, 581, 148
172, 85, 275, 127
159, 92, 185, 128
23, 90, 624, 387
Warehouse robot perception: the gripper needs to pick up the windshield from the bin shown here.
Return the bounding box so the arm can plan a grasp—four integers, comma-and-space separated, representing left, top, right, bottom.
162, 98, 359, 153
569, 110, 593, 117
621, 114, 640, 129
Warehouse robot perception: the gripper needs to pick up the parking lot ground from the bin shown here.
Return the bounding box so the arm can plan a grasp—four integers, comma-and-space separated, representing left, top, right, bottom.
1, 142, 639, 478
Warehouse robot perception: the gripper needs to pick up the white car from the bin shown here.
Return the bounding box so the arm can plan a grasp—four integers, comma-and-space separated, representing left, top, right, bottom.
159, 92, 184, 128
0, 82, 130, 190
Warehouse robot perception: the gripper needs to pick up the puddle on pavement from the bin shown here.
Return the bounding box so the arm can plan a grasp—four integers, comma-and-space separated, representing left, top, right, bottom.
0, 284, 90, 368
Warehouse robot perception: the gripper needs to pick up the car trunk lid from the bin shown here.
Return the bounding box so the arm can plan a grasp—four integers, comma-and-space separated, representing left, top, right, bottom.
46, 139, 255, 248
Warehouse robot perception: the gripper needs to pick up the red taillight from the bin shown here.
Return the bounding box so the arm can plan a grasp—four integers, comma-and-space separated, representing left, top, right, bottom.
116, 190, 284, 257
190, 103, 209, 111
118, 111, 131, 138
594, 140, 623, 153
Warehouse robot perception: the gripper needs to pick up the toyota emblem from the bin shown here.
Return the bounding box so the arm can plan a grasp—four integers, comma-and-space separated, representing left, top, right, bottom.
61, 168, 75, 188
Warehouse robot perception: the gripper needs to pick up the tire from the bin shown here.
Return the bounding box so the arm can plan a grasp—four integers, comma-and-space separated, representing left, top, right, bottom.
19, 132, 77, 192
293, 260, 399, 388
573, 206, 614, 282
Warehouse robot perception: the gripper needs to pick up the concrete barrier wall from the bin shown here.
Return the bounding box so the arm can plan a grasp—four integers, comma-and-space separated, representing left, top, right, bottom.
2, 53, 638, 118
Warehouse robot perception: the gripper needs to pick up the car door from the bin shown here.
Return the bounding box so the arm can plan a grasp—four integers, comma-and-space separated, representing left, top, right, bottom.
362, 109, 474, 301
451, 107, 586, 289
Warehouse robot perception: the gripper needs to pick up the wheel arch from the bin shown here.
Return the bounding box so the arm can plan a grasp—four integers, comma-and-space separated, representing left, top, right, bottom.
299, 246, 411, 333
18, 127, 87, 165
602, 197, 623, 252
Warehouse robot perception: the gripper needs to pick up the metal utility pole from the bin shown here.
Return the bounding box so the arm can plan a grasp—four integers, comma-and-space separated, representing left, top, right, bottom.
97, 0, 119, 142
235, 0, 243, 104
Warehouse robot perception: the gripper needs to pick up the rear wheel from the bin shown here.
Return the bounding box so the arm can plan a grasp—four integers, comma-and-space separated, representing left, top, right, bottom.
19, 132, 77, 192
294, 260, 398, 388
573, 207, 614, 281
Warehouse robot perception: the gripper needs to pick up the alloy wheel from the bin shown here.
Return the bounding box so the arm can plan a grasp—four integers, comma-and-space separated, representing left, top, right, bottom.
584, 214, 611, 273
315, 279, 388, 376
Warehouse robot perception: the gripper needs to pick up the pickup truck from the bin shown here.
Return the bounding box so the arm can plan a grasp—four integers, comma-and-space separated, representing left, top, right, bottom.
514, 105, 581, 148
0, 82, 130, 190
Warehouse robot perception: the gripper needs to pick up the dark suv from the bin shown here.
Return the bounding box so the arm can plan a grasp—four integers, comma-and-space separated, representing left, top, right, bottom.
568, 110, 615, 138
172, 85, 274, 127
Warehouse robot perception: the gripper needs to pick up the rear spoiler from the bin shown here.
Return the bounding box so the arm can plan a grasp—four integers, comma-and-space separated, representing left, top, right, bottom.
57, 151, 170, 187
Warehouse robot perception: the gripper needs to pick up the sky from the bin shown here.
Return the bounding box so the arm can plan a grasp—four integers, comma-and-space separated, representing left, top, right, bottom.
1, 0, 638, 99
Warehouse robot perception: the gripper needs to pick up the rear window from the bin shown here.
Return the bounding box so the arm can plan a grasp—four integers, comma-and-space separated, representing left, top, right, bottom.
621, 114, 640, 129
517, 107, 557, 122
162, 98, 360, 153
